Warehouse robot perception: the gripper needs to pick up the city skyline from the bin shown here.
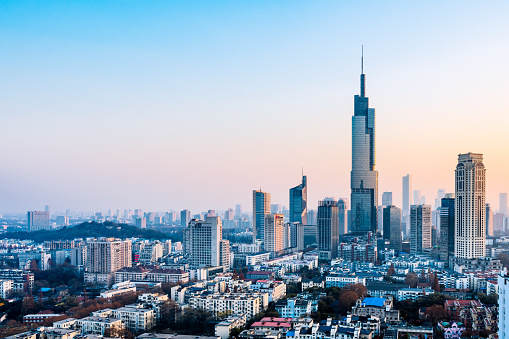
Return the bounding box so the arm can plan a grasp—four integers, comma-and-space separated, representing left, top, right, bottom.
1, 1, 509, 213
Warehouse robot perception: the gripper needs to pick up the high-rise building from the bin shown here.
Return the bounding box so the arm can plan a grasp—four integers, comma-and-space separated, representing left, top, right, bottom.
350, 50, 378, 234
410, 205, 431, 255
455, 153, 486, 259
184, 216, 229, 267
307, 209, 317, 226
383, 205, 402, 252
253, 190, 271, 243
27, 211, 50, 232
224, 209, 234, 221
501, 193, 508, 215
264, 214, 284, 253
289, 175, 307, 224
337, 199, 348, 236
317, 198, 339, 260
486, 204, 494, 237
435, 189, 446, 210
271, 204, 281, 214
86, 238, 132, 274
402, 174, 412, 235
498, 271, 509, 339
439, 195, 455, 263
180, 210, 191, 227
136, 217, 147, 229
381, 192, 392, 207
235, 204, 242, 220
413, 191, 421, 207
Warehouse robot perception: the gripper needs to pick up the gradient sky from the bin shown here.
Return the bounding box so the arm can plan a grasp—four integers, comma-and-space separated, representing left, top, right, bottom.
1, 1, 508, 215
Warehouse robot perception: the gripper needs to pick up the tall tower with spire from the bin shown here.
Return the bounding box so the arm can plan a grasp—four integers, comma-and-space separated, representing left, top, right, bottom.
350, 47, 378, 234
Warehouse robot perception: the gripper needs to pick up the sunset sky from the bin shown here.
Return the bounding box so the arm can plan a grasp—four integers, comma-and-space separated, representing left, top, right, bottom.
1, 1, 508, 214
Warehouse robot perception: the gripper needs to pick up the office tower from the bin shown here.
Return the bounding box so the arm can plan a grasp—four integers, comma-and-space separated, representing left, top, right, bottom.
402, 175, 412, 213
317, 198, 339, 260
290, 175, 307, 224
413, 191, 421, 207
224, 209, 234, 221
337, 199, 348, 236
382, 192, 392, 207
165, 212, 176, 225
455, 153, 486, 259
402, 174, 412, 235
486, 204, 494, 237
435, 189, 446, 210
134, 209, 143, 218
27, 211, 50, 232
410, 205, 431, 255
185, 216, 229, 267
494, 213, 506, 232
45, 205, 51, 219
136, 217, 147, 229
501, 193, 508, 215
253, 190, 271, 242
145, 212, 156, 223
383, 205, 402, 252
86, 238, 132, 273
56, 216, 69, 226
350, 50, 378, 234
439, 195, 455, 263
180, 209, 191, 227
377, 206, 384, 232
264, 214, 284, 253
235, 204, 242, 220
271, 204, 281, 214
307, 209, 317, 226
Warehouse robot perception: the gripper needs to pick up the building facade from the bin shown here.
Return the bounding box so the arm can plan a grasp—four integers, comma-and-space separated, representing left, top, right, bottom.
317, 198, 339, 260
350, 54, 378, 234
253, 190, 271, 243
290, 175, 307, 224
383, 206, 402, 252
264, 214, 284, 253
185, 216, 229, 268
455, 153, 486, 259
410, 205, 431, 255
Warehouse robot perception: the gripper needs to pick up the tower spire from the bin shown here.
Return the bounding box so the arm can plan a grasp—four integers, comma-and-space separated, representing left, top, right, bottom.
360, 45, 366, 97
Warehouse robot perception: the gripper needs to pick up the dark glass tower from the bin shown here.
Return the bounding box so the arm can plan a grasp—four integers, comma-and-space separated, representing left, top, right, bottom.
350, 49, 378, 234
289, 175, 307, 224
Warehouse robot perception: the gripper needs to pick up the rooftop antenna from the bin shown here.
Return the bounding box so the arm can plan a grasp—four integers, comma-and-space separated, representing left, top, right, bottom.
361, 45, 364, 74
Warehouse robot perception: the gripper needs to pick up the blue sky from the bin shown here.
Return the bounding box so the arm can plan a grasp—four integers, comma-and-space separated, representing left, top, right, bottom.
1, 1, 508, 214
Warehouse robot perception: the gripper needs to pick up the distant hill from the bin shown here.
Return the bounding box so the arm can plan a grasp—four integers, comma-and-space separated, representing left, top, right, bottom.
0, 221, 176, 242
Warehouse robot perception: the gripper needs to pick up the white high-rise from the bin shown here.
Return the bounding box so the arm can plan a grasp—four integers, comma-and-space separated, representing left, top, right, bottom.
455, 153, 486, 259
185, 216, 229, 267
498, 271, 509, 339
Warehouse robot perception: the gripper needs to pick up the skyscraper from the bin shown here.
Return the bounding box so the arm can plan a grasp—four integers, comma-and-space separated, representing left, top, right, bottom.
235, 204, 242, 220
382, 192, 392, 207
383, 205, 402, 252
402, 174, 412, 235
486, 203, 494, 237
27, 211, 50, 232
253, 190, 271, 243
439, 195, 455, 263
185, 216, 229, 267
337, 198, 348, 236
350, 49, 378, 234
455, 153, 486, 259
500, 193, 508, 215
289, 175, 307, 224
180, 209, 191, 227
317, 198, 339, 260
410, 205, 431, 255
264, 214, 284, 253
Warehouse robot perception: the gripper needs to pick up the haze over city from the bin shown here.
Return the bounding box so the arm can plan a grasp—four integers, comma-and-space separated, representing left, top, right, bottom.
1, 1, 508, 214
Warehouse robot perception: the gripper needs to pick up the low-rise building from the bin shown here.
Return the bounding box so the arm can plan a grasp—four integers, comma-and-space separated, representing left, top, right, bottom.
215, 314, 247, 339
76, 316, 124, 336
351, 297, 399, 324
275, 298, 313, 318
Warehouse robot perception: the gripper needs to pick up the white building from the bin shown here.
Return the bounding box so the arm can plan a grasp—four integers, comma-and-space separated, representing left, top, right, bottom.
76, 316, 124, 336
326, 274, 366, 288
0, 279, 13, 298
189, 293, 263, 319
499, 272, 509, 339
455, 153, 486, 259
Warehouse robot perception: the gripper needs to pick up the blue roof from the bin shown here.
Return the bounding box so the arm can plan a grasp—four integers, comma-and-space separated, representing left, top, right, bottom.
362, 297, 386, 307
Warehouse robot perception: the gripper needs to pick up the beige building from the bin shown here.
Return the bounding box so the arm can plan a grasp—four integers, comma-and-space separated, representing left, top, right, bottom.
85, 238, 132, 285
264, 214, 284, 253
455, 153, 486, 259
184, 216, 229, 268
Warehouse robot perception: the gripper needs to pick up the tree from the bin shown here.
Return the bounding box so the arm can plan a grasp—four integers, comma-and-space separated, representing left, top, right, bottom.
426, 304, 447, 324
337, 290, 358, 315
387, 264, 396, 277
343, 283, 367, 298
432, 274, 440, 292
405, 273, 419, 288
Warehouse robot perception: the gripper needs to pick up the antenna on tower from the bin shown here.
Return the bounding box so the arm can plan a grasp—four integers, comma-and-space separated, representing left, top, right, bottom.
361, 45, 364, 74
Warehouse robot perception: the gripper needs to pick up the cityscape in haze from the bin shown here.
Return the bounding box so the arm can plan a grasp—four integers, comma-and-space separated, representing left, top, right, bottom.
1, 2, 509, 339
